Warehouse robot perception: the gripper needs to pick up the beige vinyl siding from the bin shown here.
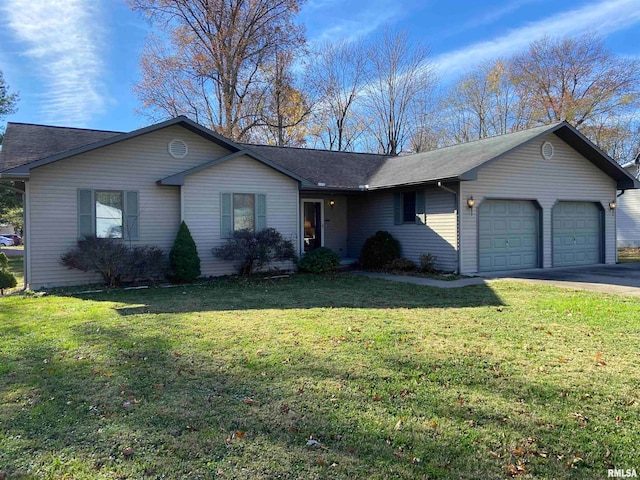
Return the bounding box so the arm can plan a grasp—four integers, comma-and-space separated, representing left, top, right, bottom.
183, 155, 299, 277
617, 166, 640, 247
459, 133, 617, 274
347, 185, 458, 271
27, 125, 236, 289
300, 194, 348, 257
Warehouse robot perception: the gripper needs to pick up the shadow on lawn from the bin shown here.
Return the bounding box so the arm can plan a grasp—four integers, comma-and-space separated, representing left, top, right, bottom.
71, 274, 506, 316
2, 315, 607, 478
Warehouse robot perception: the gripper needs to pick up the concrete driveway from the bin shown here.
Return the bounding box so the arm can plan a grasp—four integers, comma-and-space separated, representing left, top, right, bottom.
482, 262, 640, 296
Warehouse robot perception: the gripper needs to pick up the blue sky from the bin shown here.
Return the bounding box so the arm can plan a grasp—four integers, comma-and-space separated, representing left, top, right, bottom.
0, 0, 638, 132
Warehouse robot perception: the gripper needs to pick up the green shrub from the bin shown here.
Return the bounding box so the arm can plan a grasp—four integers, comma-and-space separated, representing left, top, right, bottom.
419, 253, 437, 273
169, 221, 201, 283
213, 228, 296, 276
0, 252, 17, 294
61, 236, 166, 287
298, 247, 341, 274
385, 258, 417, 272
359, 231, 401, 270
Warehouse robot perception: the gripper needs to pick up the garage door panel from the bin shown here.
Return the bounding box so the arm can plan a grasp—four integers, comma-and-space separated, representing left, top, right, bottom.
479, 200, 539, 272
552, 202, 601, 267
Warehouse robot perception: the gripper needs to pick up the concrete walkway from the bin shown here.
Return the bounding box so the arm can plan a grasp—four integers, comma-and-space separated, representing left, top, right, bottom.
351, 263, 640, 297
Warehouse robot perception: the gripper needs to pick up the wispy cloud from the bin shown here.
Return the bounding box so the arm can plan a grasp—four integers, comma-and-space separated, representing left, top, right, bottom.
433, 0, 640, 81
2, 0, 107, 126
305, 0, 404, 44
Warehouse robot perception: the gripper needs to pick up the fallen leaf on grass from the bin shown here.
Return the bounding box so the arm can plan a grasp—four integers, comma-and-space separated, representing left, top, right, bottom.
122, 447, 134, 458
505, 462, 526, 476
373, 394, 382, 402
243, 398, 258, 405
394, 420, 404, 431
595, 353, 607, 366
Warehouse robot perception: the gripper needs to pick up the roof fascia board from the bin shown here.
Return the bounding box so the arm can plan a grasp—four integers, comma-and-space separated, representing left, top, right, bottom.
0, 171, 30, 180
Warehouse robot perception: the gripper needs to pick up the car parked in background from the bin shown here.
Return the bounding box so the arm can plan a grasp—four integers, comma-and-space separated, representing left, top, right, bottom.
1, 234, 22, 245
0, 236, 14, 246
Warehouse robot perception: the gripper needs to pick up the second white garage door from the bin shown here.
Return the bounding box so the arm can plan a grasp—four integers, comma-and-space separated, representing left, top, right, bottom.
478, 200, 540, 272
552, 202, 602, 267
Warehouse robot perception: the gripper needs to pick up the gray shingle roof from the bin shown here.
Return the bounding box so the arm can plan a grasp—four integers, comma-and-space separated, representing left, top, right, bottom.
368, 123, 561, 188
241, 143, 390, 189
0, 122, 121, 171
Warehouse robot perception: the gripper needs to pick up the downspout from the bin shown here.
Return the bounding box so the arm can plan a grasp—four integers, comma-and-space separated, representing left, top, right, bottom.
437, 181, 460, 274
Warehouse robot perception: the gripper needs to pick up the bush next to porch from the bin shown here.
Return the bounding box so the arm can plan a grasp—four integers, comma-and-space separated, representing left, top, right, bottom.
359, 230, 401, 270
213, 228, 296, 276
297, 247, 341, 273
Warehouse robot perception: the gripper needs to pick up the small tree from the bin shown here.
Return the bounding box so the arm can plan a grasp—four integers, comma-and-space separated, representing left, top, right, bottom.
213, 228, 296, 276
0, 252, 17, 294
169, 221, 201, 283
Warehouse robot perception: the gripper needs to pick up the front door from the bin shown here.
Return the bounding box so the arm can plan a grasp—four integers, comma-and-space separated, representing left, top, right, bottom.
301, 199, 324, 253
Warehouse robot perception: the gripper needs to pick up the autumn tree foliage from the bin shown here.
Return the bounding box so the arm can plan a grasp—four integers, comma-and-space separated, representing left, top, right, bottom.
129, 0, 306, 142
251, 49, 311, 147
511, 34, 640, 127
429, 34, 640, 161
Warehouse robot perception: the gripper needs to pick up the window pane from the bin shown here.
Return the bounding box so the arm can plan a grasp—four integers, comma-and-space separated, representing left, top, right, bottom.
96, 191, 123, 238
233, 194, 255, 231
403, 192, 416, 223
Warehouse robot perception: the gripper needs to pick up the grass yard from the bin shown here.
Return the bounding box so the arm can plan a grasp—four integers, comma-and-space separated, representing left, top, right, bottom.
1, 275, 638, 479
618, 247, 640, 263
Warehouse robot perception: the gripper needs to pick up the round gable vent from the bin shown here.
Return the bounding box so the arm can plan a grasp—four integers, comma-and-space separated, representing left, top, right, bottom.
541, 141, 554, 160
168, 139, 188, 159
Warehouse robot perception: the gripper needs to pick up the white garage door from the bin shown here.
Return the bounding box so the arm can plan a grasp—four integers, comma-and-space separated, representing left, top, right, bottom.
552, 202, 602, 267
478, 200, 540, 272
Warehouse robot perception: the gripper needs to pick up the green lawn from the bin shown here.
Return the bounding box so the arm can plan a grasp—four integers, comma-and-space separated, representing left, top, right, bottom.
618, 247, 640, 263
1, 275, 638, 479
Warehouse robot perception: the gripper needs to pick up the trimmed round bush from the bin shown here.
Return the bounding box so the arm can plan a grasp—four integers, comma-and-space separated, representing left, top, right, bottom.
359, 230, 401, 270
298, 247, 341, 274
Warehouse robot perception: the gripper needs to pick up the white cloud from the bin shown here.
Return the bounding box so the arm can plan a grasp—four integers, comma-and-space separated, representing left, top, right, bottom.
2, 0, 107, 126
433, 0, 640, 81
305, 0, 404, 44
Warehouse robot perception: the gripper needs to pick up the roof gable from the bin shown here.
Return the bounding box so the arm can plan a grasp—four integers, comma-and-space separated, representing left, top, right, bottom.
366, 122, 638, 190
